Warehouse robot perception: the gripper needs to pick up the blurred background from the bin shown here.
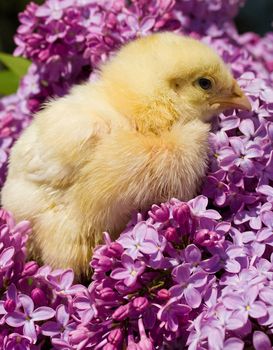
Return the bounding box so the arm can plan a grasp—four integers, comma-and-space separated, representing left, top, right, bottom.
0, 0, 273, 53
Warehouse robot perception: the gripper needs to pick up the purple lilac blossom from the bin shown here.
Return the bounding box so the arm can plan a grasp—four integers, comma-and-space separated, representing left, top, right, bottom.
1, 0, 273, 349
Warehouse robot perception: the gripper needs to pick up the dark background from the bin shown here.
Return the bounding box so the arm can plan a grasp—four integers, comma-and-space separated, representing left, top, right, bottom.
0, 0, 273, 54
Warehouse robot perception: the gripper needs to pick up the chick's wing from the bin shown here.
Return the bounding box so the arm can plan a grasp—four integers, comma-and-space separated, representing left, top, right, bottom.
8, 85, 111, 190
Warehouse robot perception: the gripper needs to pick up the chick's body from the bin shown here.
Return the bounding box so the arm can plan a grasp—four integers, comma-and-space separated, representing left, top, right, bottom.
2, 33, 250, 277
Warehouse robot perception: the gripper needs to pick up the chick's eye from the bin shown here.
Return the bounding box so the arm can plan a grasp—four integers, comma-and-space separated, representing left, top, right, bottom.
198, 78, 212, 90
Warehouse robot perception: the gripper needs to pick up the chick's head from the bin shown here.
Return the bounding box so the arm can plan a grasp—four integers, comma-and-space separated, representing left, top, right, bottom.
101, 32, 251, 134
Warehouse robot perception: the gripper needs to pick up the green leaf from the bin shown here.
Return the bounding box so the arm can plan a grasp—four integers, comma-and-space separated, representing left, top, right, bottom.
0, 70, 20, 95
0, 52, 31, 78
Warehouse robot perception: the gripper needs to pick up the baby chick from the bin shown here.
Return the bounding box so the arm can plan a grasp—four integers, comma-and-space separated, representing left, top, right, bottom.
1, 32, 251, 278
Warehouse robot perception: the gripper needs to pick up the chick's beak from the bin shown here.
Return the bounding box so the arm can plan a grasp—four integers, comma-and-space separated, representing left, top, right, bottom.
211, 80, 252, 112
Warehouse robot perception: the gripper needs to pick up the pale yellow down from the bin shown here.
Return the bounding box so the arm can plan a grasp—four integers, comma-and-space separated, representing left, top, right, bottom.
1, 32, 250, 278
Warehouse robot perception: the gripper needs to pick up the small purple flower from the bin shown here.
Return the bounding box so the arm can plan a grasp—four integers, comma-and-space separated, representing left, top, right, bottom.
118, 222, 159, 259
214, 304, 245, 330
188, 196, 221, 220
73, 291, 97, 324
47, 269, 85, 295
195, 219, 230, 247
203, 170, 229, 206
148, 203, 170, 222
221, 137, 263, 176
111, 255, 145, 286
36, 0, 74, 20
4, 333, 32, 350
223, 286, 267, 325
157, 297, 191, 332
42, 304, 70, 337
242, 226, 273, 257
147, 229, 167, 268
234, 202, 272, 230
170, 264, 207, 308
6, 294, 55, 342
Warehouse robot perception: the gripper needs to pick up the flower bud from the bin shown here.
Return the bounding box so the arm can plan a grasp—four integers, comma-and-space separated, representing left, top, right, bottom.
100, 287, 116, 300
69, 326, 89, 344
132, 297, 149, 312
194, 229, 224, 247
4, 299, 16, 312
0, 209, 15, 227
13, 220, 31, 235
195, 229, 213, 246
140, 272, 157, 285
108, 328, 123, 345
98, 256, 113, 271
163, 227, 179, 243
173, 204, 190, 226
106, 242, 124, 258
157, 289, 170, 300
112, 303, 131, 321
31, 287, 47, 306
22, 261, 39, 277
138, 317, 155, 350
103, 344, 116, 350
149, 204, 169, 222
127, 335, 139, 350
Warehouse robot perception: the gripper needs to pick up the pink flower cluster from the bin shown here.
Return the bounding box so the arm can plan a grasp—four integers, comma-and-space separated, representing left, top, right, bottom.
1, 0, 273, 349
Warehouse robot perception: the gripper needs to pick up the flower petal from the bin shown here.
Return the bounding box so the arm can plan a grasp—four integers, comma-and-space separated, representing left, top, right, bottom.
253, 331, 271, 350
6, 311, 26, 327
0, 246, 14, 265
19, 294, 34, 316
24, 319, 37, 342
110, 267, 128, 280
173, 265, 190, 283
41, 321, 61, 337
140, 241, 158, 254
205, 209, 221, 220
31, 306, 55, 321
184, 244, 201, 264
222, 294, 242, 310
190, 272, 207, 288
184, 286, 202, 308
224, 337, 244, 350
249, 302, 267, 319
60, 269, 74, 290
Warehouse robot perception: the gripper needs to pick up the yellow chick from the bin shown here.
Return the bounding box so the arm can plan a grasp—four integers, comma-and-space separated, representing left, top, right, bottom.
1, 32, 251, 278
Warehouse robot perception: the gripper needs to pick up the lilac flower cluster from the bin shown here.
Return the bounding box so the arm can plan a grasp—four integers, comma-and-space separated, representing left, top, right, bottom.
1, 195, 273, 349
1, 0, 273, 349
174, 0, 246, 22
